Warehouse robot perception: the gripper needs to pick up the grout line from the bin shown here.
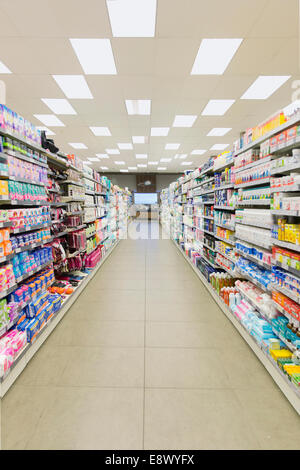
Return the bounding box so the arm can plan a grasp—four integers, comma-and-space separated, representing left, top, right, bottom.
142, 223, 148, 450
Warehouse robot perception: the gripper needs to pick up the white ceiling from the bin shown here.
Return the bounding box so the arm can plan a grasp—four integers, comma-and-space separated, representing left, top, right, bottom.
0, 0, 299, 173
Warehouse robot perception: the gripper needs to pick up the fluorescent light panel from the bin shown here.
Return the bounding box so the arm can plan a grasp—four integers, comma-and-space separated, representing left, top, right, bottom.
137, 164, 147, 167
165, 143, 180, 150
202, 99, 235, 116
0, 60, 11, 74
158, 167, 167, 170
70, 39, 117, 75
69, 143, 87, 149
148, 161, 158, 165
41, 98, 76, 115
118, 143, 133, 150
128, 166, 137, 170
173, 115, 197, 127
125, 99, 151, 115
36, 126, 55, 136
106, 149, 120, 155
191, 38, 243, 75
181, 162, 193, 165
90, 127, 111, 136
106, 0, 157, 37
132, 136, 146, 144
160, 158, 171, 162
136, 154, 148, 159
120, 169, 128, 173
210, 144, 229, 150
88, 157, 100, 162
115, 161, 125, 165
96, 154, 109, 159
151, 127, 169, 136
191, 149, 206, 155
179, 154, 187, 159
241, 75, 291, 100
207, 128, 232, 137
82, 160, 92, 164
53, 75, 93, 99
101, 166, 108, 170
34, 114, 65, 127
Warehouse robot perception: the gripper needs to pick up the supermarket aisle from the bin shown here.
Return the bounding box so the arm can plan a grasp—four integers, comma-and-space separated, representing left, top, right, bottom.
2, 220, 300, 450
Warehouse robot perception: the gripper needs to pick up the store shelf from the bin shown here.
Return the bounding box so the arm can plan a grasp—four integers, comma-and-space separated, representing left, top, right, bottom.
272, 283, 300, 305
202, 254, 216, 268
270, 184, 300, 193
15, 260, 53, 284
235, 249, 272, 270
272, 238, 300, 253
235, 269, 271, 293
274, 260, 300, 278
214, 235, 236, 246
234, 156, 272, 174
236, 235, 271, 250
236, 220, 272, 230
203, 229, 215, 236
215, 259, 237, 277
215, 222, 235, 231
271, 209, 300, 217
237, 200, 271, 207
213, 159, 234, 172
214, 205, 235, 211
62, 180, 84, 187
235, 178, 270, 189
214, 183, 234, 190
173, 239, 300, 415
271, 162, 300, 176
203, 215, 214, 220
0, 240, 119, 396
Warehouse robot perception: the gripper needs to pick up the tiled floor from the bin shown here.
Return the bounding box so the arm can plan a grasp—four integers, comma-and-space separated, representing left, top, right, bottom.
1, 221, 300, 449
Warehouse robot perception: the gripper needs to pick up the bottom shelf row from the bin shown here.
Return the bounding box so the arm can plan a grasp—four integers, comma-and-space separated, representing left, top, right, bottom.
174, 239, 300, 415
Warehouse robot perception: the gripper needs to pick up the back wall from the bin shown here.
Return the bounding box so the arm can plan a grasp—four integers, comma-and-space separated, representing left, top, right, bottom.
105, 173, 181, 193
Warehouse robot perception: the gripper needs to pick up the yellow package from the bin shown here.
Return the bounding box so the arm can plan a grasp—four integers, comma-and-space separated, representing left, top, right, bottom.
270, 349, 292, 360
0, 181, 8, 196
283, 364, 300, 376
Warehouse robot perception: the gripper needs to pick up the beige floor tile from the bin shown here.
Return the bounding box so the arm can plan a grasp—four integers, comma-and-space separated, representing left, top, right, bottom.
145, 347, 231, 389
145, 300, 227, 324
235, 388, 300, 449
45, 320, 145, 348
66, 298, 145, 322
146, 321, 244, 349
59, 346, 144, 388
25, 387, 144, 450
144, 388, 261, 450
146, 278, 202, 292
89, 277, 145, 291
146, 288, 207, 304
79, 288, 145, 304
2, 385, 56, 450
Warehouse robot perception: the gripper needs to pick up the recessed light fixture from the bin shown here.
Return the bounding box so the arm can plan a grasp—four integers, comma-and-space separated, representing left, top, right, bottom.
151, 127, 170, 136
120, 169, 129, 173
96, 154, 109, 159
210, 144, 229, 150
157, 167, 167, 170
165, 143, 180, 150
115, 161, 125, 165
137, 163, 147, 168
160, 158, 171, 162
34, 114, 65, 127
90, 127, 111, 136
179, 154, 187, 159
191, 38, 243, 75
173, 115, 197, 127
36, 126, 56, 136
181, 162, 193, 166
241, 75, 291, 100
0, 60, 11, 74
70, 39, 117, 75
202, 99, 235, 116
132, 136, 146, 144
207, 128, 232, 137
101, 166, 109, 170
106, 149, 120, 155
41, 98, 76, 115
106, 0, 157, 37
69, 143, 88, 149
125, 99, 151, 115
128, 166, 137, 170
136, 154, 148, 159
118, 143, 133, 150
191, 149, 206, 155
88, 157, 100, 162
53, 75, 93, 99
82, 160, 92, 165
148, 161, 158, 165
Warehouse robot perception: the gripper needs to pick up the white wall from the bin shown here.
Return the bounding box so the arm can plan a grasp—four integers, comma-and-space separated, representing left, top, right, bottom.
105, 173, 180, 192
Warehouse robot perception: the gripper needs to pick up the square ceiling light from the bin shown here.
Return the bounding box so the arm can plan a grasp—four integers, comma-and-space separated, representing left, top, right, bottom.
160, 158, 171, 162
128, 166, 137, 170
151, 127, 170, 136
210, 144, 229, 150
148, 161, 158, 165
207, 128, 232, 137
82, 160, 92, 164
165, 143, 180, 150
53, 75, 93, 99
202, 99, 235, 116
96, 154, 109, 159
158, 167, 167, 170
41, 98, 76, 115
241, 75, 291, 100
34, 114, 65, 127
136, 154, 148, 159
88, 157, 100, 162
173, 115, 197, 127
118, 143, 133, 150
106, 0, 157, 37
36, 126, 56, 136
181, 162, 193, 166
137, 163, 147, 168
120, 169, 129, 173
179, 154, 187, 159
70, 39, 117, 75
125, 99, 151, 115
69, 143, 88, 149
90, 127, 111, 136
106, 149, 120, 155
191, 38, 243, 75
0, 60, 11, 73
101, 166, 109, 170
132, 136, 146, 144
191, 149, 206, 155
115, 161, 125, 165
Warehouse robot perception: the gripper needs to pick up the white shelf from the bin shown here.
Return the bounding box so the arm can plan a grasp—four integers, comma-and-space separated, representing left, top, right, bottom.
234, 156, 272, 174
173, 239, 300, 415
236, 235, 271, 250
214, 205, 235, 211
235, 178, 270, 189
272, 239, 300, 252
236, 220, 272, 230
215, 235, 236, 246
237, 200, 271, 207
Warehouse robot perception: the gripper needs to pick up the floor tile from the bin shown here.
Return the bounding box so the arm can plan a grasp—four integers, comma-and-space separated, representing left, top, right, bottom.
144, 388, 261, 450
